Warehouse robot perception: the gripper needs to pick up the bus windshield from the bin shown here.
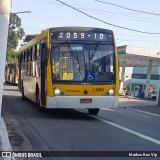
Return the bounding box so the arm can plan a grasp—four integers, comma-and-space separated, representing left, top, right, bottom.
51, 43, 115, 83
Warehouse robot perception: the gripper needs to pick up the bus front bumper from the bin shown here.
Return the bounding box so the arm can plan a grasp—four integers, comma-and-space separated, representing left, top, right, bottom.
47, 96, 119, 109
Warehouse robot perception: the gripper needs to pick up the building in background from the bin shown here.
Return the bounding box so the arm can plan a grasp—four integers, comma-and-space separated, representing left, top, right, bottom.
130, 66, 160, 97
119, 67, 132, 95
117, 45, 160, 98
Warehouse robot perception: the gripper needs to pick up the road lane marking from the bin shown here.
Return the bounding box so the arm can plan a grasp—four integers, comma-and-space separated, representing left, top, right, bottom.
77, 109, 160, 146
129, 108, 160, 117
104, 106, 159, 118
130, 112, 149, 118
91, 115, 160, 146
102, 108, 149, 118
102, 108, 115, 112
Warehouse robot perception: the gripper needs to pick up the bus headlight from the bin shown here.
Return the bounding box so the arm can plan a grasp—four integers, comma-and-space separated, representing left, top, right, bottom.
103, 87, 115, 96
109, 89, 114, 95
54, 87, 66, 96
55, 88, 61, 95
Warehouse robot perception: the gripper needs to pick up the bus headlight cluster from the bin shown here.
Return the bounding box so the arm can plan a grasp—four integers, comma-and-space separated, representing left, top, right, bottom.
103, 87, 115, 96
54, 87, 66, 96
108, 89, 114, 95
55, 88, 61, 95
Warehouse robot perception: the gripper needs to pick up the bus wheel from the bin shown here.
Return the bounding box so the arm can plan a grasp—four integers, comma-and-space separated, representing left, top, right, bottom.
22, 84, 26, 100
36, 90, 45, 112
88, 108, 99, 115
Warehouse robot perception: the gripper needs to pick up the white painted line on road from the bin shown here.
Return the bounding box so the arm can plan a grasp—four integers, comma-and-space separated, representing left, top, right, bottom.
92, 115, 160, 146
77, 108, 160, 145
131, 112, 149, 118
102, 108, 149, 118
129, 108, 160, 117
102, 108, 115, 112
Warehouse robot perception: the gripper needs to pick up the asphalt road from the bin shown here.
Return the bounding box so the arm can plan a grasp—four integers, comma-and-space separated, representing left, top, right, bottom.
2, 83, 160, 160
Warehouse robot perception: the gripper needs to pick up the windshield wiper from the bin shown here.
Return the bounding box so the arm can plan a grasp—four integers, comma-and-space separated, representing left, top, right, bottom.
90, 42, 101, 60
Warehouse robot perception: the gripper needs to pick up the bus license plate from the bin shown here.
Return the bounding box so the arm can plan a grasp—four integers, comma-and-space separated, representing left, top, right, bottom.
80, 99, 92, 103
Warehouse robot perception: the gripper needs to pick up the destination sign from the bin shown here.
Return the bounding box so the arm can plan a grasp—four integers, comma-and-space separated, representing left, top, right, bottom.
51, 32, 112, 42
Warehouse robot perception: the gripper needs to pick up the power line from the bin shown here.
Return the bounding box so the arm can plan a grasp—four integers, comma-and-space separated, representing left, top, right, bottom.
95, 0, 160, 16
84, 8, 160, 24
116, 38, 160, 42
55, 0, 160, 34
41, 0, 160, 24
41, 0, 147, 15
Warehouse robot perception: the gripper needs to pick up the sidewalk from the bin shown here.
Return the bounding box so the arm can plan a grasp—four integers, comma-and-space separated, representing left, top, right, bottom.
119, 96, 158, 108
0, 116, 13, 160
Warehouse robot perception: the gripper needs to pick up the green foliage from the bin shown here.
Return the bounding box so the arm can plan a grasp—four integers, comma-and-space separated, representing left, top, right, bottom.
6, 48, 18, 62
6, 13, 25, 62
24, 34, 37, 42
7, 31, 18, 49
9, 13, 25, 40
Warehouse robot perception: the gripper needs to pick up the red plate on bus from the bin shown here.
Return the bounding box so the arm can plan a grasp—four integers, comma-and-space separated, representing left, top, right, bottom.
80, 99, 92, 103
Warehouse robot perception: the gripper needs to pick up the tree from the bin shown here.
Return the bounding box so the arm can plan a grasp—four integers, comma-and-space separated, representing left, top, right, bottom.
6, 48, 18, 62
20, 34, 37, 46
6, 13, 25, 61
24, 34, 37, 42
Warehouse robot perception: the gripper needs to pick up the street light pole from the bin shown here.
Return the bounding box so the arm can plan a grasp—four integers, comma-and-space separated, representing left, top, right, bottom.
0, 0, 11, 116
12, 10, 32, 15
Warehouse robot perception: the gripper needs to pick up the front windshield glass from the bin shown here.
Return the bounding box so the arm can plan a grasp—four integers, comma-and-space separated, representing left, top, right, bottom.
51, 43, 115, 83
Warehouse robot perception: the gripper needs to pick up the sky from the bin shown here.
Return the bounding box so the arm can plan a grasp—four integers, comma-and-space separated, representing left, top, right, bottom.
11, 0, 160, 75
11, 0, 160, 49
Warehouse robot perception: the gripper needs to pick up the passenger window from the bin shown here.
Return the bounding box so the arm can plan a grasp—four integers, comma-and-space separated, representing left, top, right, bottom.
37, 44, 40, 59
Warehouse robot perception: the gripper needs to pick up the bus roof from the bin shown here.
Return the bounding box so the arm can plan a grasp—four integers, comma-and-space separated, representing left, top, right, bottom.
50, 27, 113, 33
18, 28, 49, 53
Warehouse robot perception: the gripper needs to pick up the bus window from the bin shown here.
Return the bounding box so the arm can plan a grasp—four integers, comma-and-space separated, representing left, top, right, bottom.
34, 45, 37, 60
51, 43, 115, 82
37, 44, 40, 59
30, 48, 33, 61
24, 51, 27, 62
51, 44, 85, 81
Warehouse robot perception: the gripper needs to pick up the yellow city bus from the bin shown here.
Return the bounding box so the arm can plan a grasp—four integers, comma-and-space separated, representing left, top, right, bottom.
5, 61, 18, 85
18, 27, 119, 115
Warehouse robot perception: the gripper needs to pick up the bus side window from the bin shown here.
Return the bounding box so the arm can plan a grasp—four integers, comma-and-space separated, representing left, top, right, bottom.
34, 45, 37, 60
30, 48, 32, 61
35, 44, 40, 77
24, 52, 26, 72
25, 51, 27, 63
37, 44, 40, 60
27, 49, 30, 62
26, 50, 29, 76
30, 47, 33, 76
22, 52, 24, 63
32, 46, 36, 77
32, 46, 35, 61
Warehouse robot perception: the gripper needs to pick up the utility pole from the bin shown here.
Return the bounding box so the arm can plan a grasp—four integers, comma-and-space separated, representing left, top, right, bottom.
0, 0, 11, 116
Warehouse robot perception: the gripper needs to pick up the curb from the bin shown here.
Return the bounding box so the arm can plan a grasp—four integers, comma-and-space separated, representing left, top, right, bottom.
0, 116, 15, 160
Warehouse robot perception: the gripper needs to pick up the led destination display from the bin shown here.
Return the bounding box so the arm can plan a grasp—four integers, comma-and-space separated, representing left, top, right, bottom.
51, 31, 112, 41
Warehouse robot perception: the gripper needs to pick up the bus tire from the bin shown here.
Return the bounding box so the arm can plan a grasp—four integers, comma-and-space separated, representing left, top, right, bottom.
22, 83, 26, 100
88, 108, 99, 115
36, 88, 45, 112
